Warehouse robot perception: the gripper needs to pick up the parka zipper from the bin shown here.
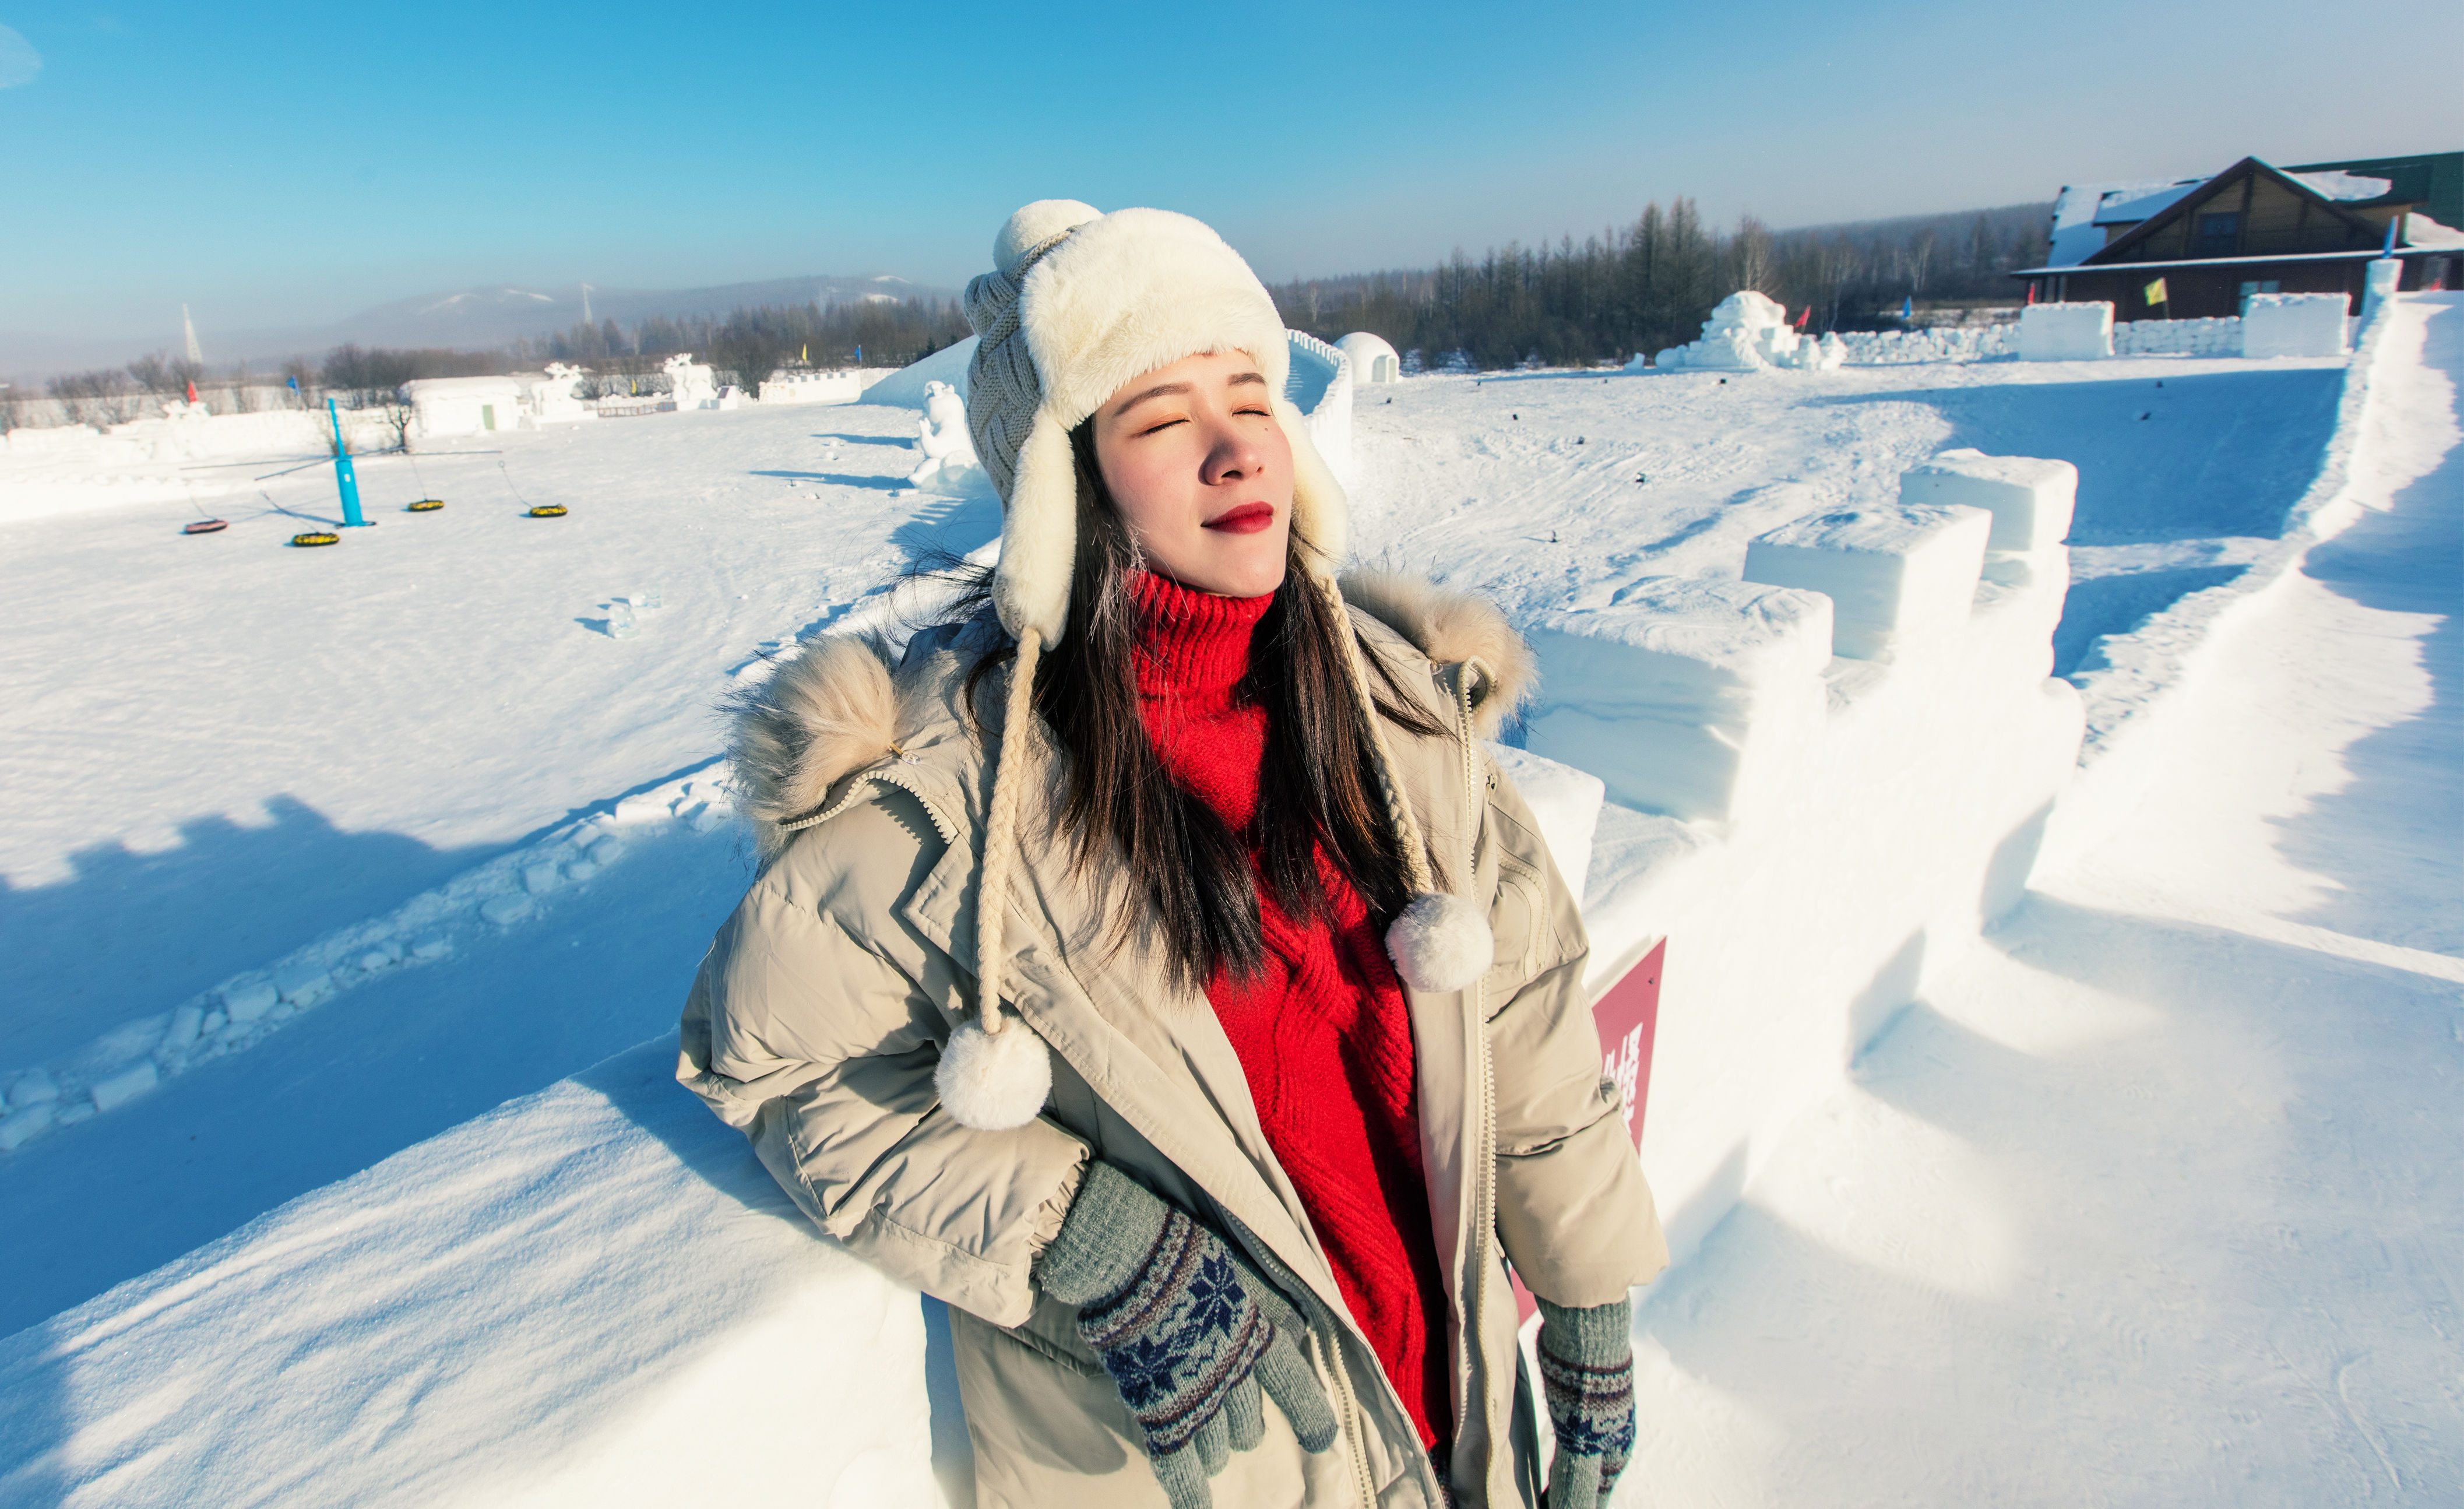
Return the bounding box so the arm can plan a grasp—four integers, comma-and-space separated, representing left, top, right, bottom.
1451, 660, 1506, 1507
775, 759, 959, 847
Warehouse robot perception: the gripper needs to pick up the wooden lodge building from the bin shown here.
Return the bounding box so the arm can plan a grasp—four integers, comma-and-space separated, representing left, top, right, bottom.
2016, 152, 2462, 319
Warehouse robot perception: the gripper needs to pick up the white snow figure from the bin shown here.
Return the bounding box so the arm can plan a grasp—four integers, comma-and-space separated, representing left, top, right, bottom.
663, 353, 719, 410
1655, 291, 1839, 371
527, 363, 597, 423
906, 379, 980, 486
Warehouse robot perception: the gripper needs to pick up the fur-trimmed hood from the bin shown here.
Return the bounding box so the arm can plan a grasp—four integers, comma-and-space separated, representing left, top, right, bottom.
724, 572, 1535, 861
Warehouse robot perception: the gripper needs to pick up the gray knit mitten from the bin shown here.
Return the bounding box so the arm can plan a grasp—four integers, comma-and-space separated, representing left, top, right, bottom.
1534, 1295, 1636, 1509
1037, 1163, 1337, 1509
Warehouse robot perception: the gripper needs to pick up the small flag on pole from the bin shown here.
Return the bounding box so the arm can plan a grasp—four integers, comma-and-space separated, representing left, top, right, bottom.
186, 379, 198, 404
2026, 282, 2037, 305
2145, 277, 2169, 307
1794, 304, 1812, 329
1901, 296, 1913, 321
2384, 216, 2399, 255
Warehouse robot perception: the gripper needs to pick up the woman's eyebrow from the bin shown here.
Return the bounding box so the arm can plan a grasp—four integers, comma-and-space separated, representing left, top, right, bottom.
1110, 381, 1192, 417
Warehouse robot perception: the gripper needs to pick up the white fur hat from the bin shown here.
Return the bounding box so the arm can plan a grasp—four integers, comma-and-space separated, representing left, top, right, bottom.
962, 200, 1350, 644
941, 201, 1488, 1133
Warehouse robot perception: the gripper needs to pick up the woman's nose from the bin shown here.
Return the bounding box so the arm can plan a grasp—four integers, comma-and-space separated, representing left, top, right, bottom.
1201, 418, 1263, 485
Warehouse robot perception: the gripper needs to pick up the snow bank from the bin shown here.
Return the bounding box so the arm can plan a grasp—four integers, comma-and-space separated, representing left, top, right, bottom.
1527, 451, 2084, 1261
860, 338, 977, 408
0, 1037, 948, 1509
2242, 293, 2350, 358
2019, 301, 2114, 361
758, 370, 865, 406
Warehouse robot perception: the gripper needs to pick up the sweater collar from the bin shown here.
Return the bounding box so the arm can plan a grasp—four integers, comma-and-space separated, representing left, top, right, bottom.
1129, 570, 1274, 707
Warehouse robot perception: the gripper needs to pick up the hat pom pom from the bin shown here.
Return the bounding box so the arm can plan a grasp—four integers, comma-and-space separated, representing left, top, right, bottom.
1386, 892, 1494, 993
993, 199, 1103, 276
935, 1016, 1054, 1130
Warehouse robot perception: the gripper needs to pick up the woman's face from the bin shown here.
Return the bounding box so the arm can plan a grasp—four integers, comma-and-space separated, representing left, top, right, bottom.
1089, 349, 1294, 599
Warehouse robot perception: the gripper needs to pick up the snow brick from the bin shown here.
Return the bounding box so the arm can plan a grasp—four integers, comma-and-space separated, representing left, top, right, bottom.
1743, 503, 1993, 662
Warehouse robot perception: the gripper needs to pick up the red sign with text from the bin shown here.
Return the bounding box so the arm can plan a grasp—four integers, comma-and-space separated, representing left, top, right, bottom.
1509, 938, 1664, 1324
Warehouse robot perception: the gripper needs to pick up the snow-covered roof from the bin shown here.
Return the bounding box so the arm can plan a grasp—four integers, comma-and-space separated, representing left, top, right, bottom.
2047, 177, 2206, 267
2405, 212, 2464, 248
2286, 169, 2394, 202
402, 375, 523, 399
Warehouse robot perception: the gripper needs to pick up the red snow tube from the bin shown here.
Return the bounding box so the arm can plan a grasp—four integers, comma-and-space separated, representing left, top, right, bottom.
182, 519, 228, 535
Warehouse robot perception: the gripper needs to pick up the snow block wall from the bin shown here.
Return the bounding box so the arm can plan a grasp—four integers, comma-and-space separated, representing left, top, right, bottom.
1286, 329, 1354, 474
1528, 451, 2085, 1263
1834, 325, 2015, 364
2019, 301, 2115, 360
1, 406, 400, 462
2113, 316, 2242, 357
2242, 294, 2351, 358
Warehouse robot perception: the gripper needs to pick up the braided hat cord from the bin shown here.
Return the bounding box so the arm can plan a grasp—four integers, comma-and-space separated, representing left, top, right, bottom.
1311, 569, 1436, 896
973, 627, 1045, 1033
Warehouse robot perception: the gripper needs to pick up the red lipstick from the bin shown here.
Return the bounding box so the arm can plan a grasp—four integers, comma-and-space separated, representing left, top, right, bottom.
1203, 502, 1276, 534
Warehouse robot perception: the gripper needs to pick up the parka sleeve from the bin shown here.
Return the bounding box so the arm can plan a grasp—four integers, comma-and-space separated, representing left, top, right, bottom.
1479, 762, 1670, 1308
677, 852, 1089, 1329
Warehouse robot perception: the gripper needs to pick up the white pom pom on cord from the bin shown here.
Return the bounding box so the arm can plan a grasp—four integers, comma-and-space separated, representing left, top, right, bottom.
1385, 892, 1495, 993
935, 1016, 1054, 1130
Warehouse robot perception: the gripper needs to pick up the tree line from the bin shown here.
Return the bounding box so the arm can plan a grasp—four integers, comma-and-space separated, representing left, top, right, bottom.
10, 202, 2055, 430
1274, 200, 2051, 370
8, 297, 970, 431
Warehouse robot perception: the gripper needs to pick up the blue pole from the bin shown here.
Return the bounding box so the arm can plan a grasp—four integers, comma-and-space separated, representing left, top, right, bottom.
328, 399, 367, 527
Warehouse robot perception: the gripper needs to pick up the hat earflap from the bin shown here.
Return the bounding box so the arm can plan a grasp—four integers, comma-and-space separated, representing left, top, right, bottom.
991, 412, 1079, 645
1275, 398, 1350, 572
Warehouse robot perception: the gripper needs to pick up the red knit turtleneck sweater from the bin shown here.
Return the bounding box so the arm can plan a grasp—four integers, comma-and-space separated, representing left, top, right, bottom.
1128, 569, 1453, 1454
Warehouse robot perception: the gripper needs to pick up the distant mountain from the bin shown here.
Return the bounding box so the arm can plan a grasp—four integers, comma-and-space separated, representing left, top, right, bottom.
2, 273, 954, 381
327, 273, 954, 350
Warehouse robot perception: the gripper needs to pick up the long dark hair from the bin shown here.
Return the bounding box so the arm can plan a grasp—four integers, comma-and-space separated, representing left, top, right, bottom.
954, 421, 1445, 991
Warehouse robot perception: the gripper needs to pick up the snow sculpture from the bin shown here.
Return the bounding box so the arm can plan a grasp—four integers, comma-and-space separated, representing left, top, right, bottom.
663, 353, 719, 410
2241, 293, 2350, 358
1336, 331, 1402, 384
526, 363, 597, 424
906, 379, 980, 486
1653, 292, 1841, 371
2018, 302, 2114, 361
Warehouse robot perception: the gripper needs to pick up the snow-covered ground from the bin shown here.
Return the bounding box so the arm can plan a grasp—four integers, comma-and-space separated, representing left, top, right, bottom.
1, 303, 2450, 1503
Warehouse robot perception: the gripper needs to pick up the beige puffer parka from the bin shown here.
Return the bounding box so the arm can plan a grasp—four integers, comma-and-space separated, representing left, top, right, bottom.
677, 572, 1667, 1508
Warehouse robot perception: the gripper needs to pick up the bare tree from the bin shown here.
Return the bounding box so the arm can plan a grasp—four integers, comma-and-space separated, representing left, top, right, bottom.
1729, 215, 1777, 296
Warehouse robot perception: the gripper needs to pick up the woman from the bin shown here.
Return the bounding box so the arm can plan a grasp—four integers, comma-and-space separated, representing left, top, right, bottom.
679, 201, 1666, 1509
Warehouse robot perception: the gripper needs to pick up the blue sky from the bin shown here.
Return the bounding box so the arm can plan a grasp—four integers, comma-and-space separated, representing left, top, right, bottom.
2, 0, 2459, 354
